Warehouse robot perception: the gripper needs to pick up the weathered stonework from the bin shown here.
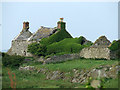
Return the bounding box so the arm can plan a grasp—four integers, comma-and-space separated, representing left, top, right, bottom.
7, 21, 57, 56
44, 53, 80, 64
80, 47, 111, 60
80, 36, 117, 60
7, 40, 33, 56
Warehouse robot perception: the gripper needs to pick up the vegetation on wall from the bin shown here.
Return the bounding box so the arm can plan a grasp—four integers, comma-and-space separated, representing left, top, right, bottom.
40, 29, 72, 46
47, 37, 92, 55
28, 33, 93, 56
28, 29, 73, 56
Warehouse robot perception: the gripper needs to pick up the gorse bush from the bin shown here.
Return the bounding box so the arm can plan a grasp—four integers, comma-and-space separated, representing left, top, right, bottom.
2, 53, 25, 68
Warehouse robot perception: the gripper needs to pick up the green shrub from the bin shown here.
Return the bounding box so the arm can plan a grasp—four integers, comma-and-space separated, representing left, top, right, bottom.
28, 42, 47, 56
2, 53, 25, 68
109, 40, 120, 51
109, 40, 120, 59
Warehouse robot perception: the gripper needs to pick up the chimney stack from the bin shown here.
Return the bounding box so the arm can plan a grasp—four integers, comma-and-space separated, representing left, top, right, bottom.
23, 22, 29, 29
57, 18, 66, 30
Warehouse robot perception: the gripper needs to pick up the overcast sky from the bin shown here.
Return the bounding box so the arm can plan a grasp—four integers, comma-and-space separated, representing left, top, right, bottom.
1, 2, 118, 51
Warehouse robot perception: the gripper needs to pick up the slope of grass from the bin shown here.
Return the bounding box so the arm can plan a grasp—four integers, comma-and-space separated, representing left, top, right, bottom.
2, 58, 118, 88
2, 67, 84, 88
23, 59, 118, 72
103, 78, 118, 88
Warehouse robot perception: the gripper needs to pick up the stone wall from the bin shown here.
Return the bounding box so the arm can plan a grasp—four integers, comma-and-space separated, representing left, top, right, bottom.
19, 64, 120, 86
43, 53, 80, 64
7, 40, 33, 56
80, 47, 111, 60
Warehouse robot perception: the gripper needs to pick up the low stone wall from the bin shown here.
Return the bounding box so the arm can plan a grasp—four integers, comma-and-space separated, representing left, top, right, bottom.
43, 53, 80, 64
19, 64, 120, 86
80, 47, 111, 60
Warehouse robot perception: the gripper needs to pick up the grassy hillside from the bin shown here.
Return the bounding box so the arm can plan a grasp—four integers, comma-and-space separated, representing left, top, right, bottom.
2, 58, 118, 88
23, 58, 118, 72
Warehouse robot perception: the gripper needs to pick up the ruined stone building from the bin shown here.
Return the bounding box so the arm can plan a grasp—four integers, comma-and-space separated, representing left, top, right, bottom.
7, 18, 66, 56
80, 36, 116, 60
7, 18, 117, 60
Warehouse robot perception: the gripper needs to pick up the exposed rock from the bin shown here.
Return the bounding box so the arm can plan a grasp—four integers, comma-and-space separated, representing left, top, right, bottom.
91, 80, 101, 88
37, 57, 44, 62
19, 66, 35, 71
46, 71, 64, 80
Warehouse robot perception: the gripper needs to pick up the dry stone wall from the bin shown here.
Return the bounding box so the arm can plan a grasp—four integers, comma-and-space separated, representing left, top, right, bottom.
42, 53, 80, 64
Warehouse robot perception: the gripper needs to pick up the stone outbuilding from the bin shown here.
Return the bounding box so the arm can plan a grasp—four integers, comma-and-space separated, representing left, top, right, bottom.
80, 36, 116, 60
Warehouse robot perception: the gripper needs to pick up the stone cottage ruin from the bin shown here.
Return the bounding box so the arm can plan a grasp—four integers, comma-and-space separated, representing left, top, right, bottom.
7, 20, 61, 56
80, 36, 116, 60
7, 18, 117, 60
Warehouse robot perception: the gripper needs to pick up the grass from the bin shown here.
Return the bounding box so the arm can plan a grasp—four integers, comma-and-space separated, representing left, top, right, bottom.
2, 67, 84, 88
2, 58, 119, 88
26, 59, 118, 72
103, 78, 118, 88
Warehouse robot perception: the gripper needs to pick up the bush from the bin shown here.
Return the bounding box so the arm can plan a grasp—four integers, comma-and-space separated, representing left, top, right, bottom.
109, 40, 120, 59
28, 42, 47, 56
2, 53, 25, 68
109, 40, 120, 51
